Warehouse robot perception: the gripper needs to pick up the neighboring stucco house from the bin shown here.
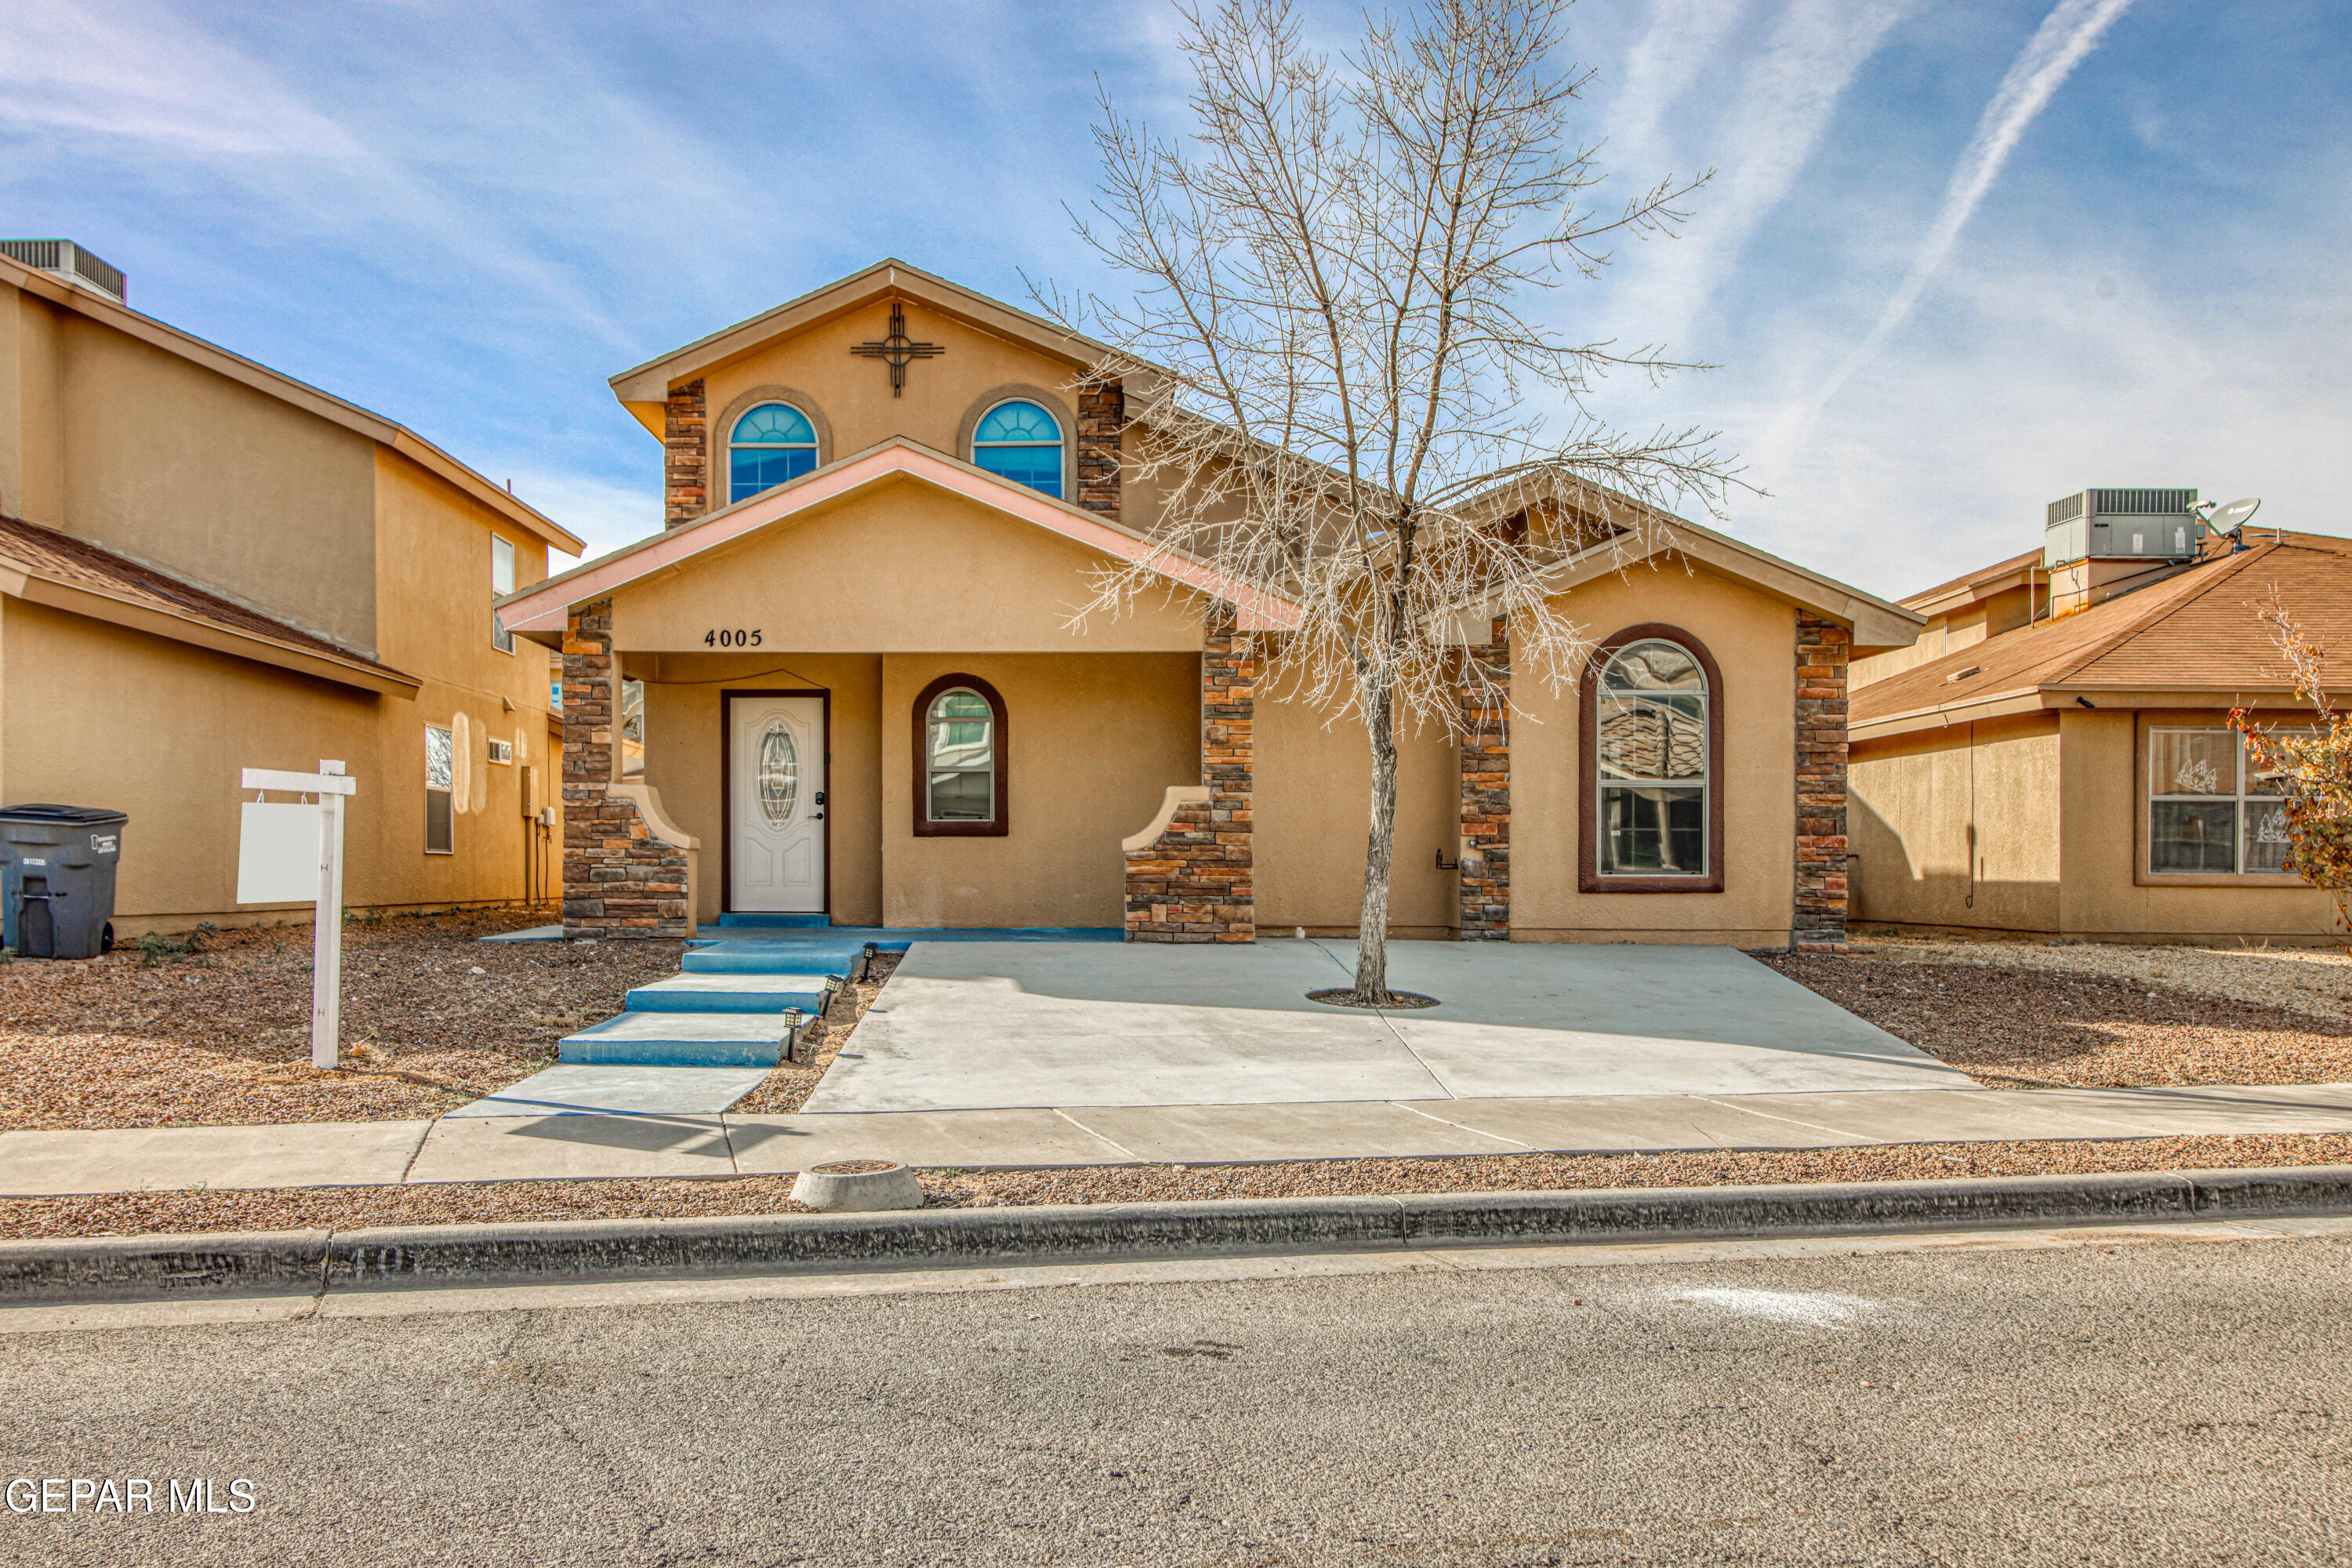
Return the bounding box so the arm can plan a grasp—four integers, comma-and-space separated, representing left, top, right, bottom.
1849, 492, 2346, 943
0, 240, 583, 938
496, 260, 1922, 949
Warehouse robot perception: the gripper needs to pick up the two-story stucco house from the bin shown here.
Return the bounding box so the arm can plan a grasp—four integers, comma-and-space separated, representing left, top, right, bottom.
495, 261, 1922, 949
0, 239, 583, 940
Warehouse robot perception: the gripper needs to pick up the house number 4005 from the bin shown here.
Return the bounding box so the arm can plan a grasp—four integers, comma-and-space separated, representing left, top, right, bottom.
703, 629, 763, 648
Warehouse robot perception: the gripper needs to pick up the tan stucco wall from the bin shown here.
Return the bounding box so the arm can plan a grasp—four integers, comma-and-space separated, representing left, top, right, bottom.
1, 599, 554, 932
629, 650, 1196, 929
1850, 706, 2339, 942
1512, 561, 1802, 946
695, 307, 1091, 514
632, 652, 886, 926
0, 281, 570, 935
28, 296, 380, 654
1849, 713, 2062, 933
2054, 707, 2336, 942
880, 654, 1197, 928
1254, 688, 1458, 938
2, 289, 64, 531
612, 477, 1202, 654
1853, 586, 2036, 688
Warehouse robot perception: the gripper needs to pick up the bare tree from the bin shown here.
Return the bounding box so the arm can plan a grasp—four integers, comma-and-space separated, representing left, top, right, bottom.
1054, 0, 1738, 1001
2234, 589, 2352, 941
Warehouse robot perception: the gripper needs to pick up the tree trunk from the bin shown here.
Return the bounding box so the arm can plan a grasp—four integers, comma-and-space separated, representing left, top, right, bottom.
1353, 678, 1399, 1003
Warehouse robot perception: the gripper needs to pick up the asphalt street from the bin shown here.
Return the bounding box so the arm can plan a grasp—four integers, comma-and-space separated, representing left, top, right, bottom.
2, 1225, 2347, 1566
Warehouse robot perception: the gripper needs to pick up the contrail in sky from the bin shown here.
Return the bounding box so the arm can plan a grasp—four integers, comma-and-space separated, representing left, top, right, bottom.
1771, 0, 2138, 442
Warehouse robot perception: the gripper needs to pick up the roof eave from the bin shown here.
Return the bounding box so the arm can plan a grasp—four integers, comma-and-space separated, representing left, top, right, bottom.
0, 556, 423, 698
607, 259, 1156, 405
495, 436, 1301, 635
0, 254, 583, 556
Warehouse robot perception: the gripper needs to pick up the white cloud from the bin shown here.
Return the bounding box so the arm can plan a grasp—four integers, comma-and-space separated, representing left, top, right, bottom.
1762, 0, 2141, 459
0, 0, 361, 158
1595, 0, 1919, 353
505, 468, 661, 571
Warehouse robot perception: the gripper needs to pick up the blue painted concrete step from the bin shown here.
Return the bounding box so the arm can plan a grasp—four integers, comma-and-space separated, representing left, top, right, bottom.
559, 1010, 802, 1068
626, 971, 838, 1014
715, 912, 832, 928
683, 940, 874, 978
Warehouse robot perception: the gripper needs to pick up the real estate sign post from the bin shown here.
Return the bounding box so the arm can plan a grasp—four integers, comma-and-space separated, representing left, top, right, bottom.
238, 760, 357, 1069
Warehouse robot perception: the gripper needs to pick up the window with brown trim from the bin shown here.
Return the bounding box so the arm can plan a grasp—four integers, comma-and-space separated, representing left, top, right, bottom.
913, 673, 1008, 837
1579, 625, 1725, 893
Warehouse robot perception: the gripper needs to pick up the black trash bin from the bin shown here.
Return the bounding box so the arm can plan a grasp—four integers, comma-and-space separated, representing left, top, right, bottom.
1, 804, 128, 960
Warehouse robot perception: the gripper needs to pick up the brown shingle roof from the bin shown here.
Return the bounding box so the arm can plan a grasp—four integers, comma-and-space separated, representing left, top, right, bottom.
1900, 546, 2042, 611
1852, 532, 2352, 732
0, 513, 407, 674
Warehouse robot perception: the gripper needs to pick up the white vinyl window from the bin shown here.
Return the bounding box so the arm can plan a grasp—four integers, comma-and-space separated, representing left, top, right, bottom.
2147, 728, 2306, 875
425, 724, 455, 854
926, 688, 996, 823
491, 535, 517, 653
1595, 640, 1708, 876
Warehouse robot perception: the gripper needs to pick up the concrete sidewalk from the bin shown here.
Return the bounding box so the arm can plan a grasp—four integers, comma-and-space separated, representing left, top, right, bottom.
4, 1081, 2351, 1196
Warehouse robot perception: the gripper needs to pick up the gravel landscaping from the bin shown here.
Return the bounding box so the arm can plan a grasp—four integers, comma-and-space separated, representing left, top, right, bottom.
1849, 934, 2352, 1022
1764, 946, 2352, 1089
2, 1132, 2346, 1240
0, 911, 681, 1131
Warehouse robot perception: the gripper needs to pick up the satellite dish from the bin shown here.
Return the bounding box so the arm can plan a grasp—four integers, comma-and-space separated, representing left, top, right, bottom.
2209, 496, 2262, 534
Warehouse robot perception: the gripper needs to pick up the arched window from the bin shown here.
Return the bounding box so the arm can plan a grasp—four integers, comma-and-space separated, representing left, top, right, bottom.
971, 401, 1063, 498
913, 673, 1008, 837
729, 403, 818, 504
1581, 627, 1722, 892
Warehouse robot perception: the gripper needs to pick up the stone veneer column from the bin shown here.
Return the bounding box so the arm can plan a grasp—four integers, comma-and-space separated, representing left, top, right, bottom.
1458, 616, 1510, 938
1075, 379, 1123, 518
664, 378, 707, 529
562, 599, 690, 938
1793, 612, 1850, 953
1124, 604, 1255, 942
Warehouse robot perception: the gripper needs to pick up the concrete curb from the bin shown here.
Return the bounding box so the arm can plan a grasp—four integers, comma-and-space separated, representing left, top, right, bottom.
3, 1167, 2350, 1305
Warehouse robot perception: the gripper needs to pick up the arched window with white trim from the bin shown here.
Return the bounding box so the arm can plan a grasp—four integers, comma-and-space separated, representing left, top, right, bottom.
1581, 626, 1724, 891
914, 673, 1008, 837
729, 403, 818, 504
970, 401, 1063, 498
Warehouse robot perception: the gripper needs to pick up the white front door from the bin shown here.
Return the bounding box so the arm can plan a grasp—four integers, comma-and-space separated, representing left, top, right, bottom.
731, 695, 826, 913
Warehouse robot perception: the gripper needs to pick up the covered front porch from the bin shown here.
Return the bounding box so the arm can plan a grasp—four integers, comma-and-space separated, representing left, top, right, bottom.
593, 640, 1241, 935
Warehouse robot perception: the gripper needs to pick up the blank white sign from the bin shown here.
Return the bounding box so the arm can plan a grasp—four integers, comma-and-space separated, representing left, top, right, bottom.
238, 802, 321, 904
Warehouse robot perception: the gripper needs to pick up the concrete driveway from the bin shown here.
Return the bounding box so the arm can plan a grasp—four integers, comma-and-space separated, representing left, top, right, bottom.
799, 938, 1974, 1115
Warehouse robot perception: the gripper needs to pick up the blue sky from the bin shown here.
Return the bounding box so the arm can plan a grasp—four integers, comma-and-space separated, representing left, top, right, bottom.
4, 0, 2346, 598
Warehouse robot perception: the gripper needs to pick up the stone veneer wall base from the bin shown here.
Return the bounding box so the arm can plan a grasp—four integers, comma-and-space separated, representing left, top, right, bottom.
1125, 605, 1254, 942
1459, 618, 1511, 939
1794, 612, 1850, 953
562, 598, 691, 939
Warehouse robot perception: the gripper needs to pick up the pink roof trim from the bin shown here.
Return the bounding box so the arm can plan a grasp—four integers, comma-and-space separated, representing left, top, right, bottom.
499, 441, 1301, 634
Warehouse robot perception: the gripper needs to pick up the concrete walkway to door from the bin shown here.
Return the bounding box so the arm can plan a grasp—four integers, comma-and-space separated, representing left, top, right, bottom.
799, 938, 1976, 1116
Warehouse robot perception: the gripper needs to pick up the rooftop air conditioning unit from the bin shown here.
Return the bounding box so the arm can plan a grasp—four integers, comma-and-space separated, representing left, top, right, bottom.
0, 238, 127, 302
2043, 488, 2201, 568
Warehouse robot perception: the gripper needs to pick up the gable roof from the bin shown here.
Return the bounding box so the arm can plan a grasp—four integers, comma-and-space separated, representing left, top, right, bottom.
0, 252, 583, 554
494, 437, 1304, 638
1900, 547, 2042, 616
1850, 532, 2352, 738
606, 260, 1145, 435
1449, 478, 1922, 651
0, 514, 420, 696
